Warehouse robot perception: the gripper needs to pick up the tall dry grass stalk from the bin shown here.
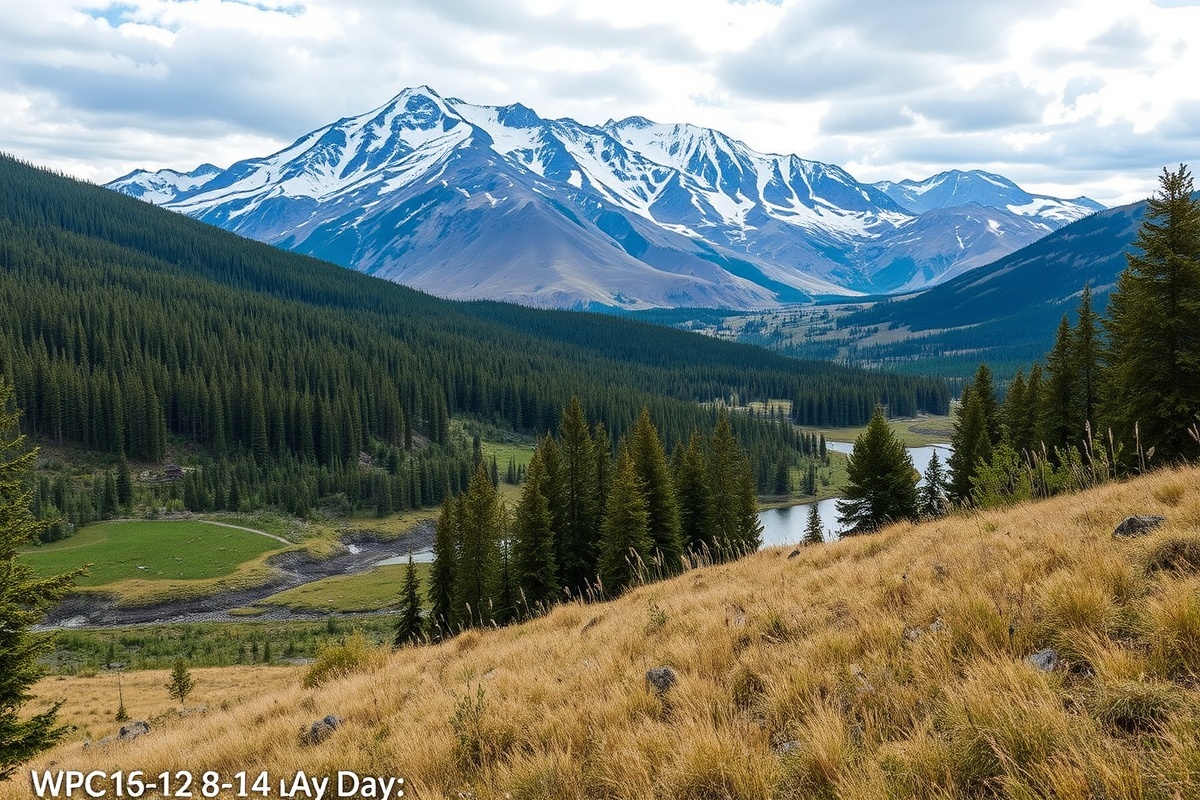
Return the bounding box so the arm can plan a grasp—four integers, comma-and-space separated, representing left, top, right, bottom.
11, 466, 1200, 799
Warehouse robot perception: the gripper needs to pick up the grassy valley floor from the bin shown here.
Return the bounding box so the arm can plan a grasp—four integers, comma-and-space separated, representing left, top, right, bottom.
13, 465, 1200, 799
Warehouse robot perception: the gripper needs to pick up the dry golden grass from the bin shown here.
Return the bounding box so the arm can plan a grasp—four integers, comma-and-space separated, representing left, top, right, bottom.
12, 466, 1200, 799
26, 665, 303, 743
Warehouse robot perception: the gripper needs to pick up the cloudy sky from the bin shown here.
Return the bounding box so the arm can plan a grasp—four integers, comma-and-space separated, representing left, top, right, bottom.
2, 0, 1198, 206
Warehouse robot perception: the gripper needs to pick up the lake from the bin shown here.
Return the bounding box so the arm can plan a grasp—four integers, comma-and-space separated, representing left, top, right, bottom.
757, 443, 952, 547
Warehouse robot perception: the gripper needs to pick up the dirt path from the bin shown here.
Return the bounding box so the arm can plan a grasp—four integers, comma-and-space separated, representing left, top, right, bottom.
199, 520, 292, 545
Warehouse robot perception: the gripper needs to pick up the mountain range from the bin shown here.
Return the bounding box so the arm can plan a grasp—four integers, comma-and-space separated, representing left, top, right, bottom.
107, 87, 1103, 310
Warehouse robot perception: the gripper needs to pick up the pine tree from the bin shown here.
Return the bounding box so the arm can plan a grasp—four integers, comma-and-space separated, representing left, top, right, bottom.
837, 407, 918, 533
948, 385, 992, 505
0, 381, 81, 779
918, 450, 948, 519
598, 445, 652, 597
116, 455, 132, 511
803, 503, 824, 545
557, 398, 599, 591
674, 432, 717, 556
428, 496, 458, 637
1104, 164, 1200, 463
628, 408, 683, 575
972, 363, 1001, 445
166, 659, 194, 706
1042, 315, 1078, 452
1002, 369, 1029, 451
510, 449, 559, 615
1074, 284, 1102, 433
454, 465, 501, 628
708, 411, 761, 556
394, 555, 424, 647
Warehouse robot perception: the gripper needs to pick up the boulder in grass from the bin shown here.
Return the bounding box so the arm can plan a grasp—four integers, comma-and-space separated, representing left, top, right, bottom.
1026, 649, 1059, 672
1113, 516, 1166, 539
645, 666, 677, 696
301, 714, 342, 745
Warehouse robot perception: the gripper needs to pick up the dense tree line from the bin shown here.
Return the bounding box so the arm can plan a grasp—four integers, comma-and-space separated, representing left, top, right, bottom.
424, 402, 761, 637
948, 165, 1200, 507
0, 154, 949, 527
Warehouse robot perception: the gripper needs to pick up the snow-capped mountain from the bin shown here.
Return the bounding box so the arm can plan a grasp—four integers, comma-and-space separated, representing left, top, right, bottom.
108, 87, 1103, 309
874, 170, 1104, 222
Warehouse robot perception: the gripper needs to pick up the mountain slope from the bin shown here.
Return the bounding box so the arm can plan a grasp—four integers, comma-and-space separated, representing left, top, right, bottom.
874, 169, 1104, 221
707, 198, 1147, 378
16, 466, 1200, 799
0, 153, 949, 494
108, 87, 1103, 308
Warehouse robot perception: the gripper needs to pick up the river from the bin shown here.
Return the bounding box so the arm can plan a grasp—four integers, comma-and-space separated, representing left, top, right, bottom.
758, 442, 952, 547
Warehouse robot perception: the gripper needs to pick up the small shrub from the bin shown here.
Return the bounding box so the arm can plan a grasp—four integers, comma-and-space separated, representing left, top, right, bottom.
302, 630, 383, 688
1145, 536, 1200, 575
644, 600, 668, 634
450, 684, 514, 772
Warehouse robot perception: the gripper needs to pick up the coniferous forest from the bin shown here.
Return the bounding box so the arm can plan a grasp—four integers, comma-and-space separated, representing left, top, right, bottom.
946, 165, 1200, 509
426, 401, 763, 636
0, 154, 949, 534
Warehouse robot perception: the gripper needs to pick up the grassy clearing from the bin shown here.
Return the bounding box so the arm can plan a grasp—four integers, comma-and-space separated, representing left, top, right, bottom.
481, 440, 536, 473
258, 564, 430, 613
20, 520, 286, 586
822, 411, 955, 447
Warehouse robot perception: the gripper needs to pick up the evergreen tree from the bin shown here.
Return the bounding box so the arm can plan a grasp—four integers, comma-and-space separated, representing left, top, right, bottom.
598, 445, 652, 597
836, 407, 918, 533
803, 503, 824, 545
116, 455, 132, 511
557, 398, 599, 592
510, 449, 559, 614
709, 411, 762, 556
1074, 284, 1102, 433
0, 382, 81, 779
948, 386, 992, 504
628, 408, 683, 575
972, 363, 1001, 445
1002, 369, 1029, 451
918, 450, 948, 519
1025, 364, 1047, 452
1042, 315, 1078, 452
454, 465, 502, 628
394, 555, 424, 647
491, 537, 517, 627
674, 432, 717, 555
1104, 164, 1200, 463
166, 659, 195, 706
428, 496, 459, 637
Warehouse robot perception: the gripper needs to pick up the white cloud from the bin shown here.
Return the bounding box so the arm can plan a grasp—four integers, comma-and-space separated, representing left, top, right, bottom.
0, 0, 1196, 204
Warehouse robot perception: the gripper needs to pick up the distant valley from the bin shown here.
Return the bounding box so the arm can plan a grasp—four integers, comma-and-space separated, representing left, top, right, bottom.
650, 196, 1151, 379
108, 86, 1102, 311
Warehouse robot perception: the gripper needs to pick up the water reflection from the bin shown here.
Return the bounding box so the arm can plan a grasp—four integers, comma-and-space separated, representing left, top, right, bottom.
758, 444, 952, 546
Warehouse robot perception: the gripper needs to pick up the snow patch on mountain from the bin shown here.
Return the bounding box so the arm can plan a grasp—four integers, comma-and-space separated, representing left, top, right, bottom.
107, 87, 1105, 309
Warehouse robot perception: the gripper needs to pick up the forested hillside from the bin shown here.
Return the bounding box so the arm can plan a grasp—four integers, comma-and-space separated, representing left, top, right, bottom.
0, 154, 948, 524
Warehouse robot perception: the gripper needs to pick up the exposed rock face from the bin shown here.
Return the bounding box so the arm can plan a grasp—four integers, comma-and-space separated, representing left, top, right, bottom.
645, 667, 677, 696
1112, 516, 1166, 538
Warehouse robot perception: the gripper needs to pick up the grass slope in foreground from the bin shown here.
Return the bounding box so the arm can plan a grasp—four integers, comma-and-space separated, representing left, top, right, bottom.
15, 465, 1200, 798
